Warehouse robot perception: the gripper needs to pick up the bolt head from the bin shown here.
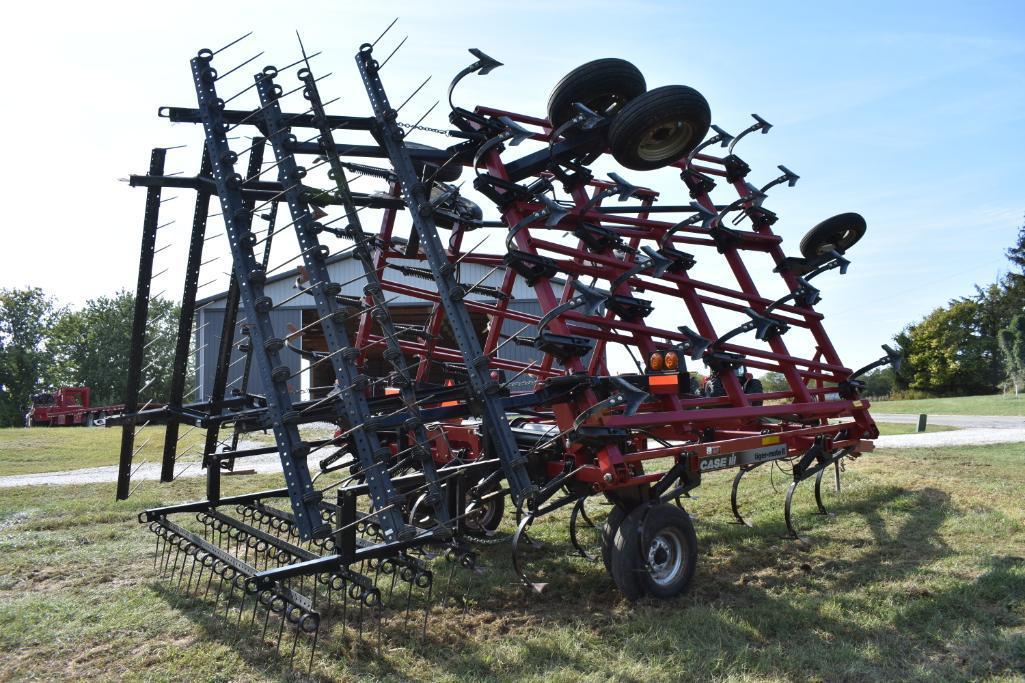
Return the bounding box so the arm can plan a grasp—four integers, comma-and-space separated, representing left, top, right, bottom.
603, 473, 614, 483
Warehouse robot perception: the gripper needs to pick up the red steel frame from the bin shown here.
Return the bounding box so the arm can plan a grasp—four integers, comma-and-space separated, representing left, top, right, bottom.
346, 103, 878, 496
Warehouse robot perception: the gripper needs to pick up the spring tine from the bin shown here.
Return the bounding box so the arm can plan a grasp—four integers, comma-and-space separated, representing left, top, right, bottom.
290, 624, 300, 666
443, 557, 456, 607
223, 581, 234, 620
403, 577, 414, 632
262, 605, 273, 642
166, 543, 182, 579
379, 35, 408, 69
372, 17, 399, 47
217, 51, 265, 81
250, 595, 261, 630
175, 549, 191, 586
276, 611, 286, 655
204, 566, 216, 598
422, 578, 433, 643
308, 624, 319, 673
396, 75, 432, 114
377, 604, 383, 657
341, 582, 348, 638
212, 31, 253, 56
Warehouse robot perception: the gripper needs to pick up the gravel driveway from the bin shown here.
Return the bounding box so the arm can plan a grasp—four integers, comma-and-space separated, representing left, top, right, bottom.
0, 418, 1020, 489
872, 413, 1024, 429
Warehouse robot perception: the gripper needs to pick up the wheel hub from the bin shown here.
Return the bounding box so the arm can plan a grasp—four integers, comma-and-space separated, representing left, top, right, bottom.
638, 120, 692, 162
646, 529, 684, 586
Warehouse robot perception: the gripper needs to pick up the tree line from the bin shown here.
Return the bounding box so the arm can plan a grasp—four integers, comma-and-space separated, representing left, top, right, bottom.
764, 217, 1025, 399
0, 290, 182, 427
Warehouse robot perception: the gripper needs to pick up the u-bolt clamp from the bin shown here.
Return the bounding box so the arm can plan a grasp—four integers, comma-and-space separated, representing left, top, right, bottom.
610, 246, 673, 291
536, 280, 609, 333
473, 116, 532, 175
504, 194, 569, 251
684, 124, 735, 171
578, 171, 642, 215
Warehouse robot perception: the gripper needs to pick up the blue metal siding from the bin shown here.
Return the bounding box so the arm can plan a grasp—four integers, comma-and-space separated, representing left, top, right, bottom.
196, 307, 303, 402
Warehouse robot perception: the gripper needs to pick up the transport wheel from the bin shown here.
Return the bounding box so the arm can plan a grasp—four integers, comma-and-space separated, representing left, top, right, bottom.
430, 184, 483, 229
609, 505, 646, 600
461, 484, 505, 541
744, 378, 764, 406
409, 142, 463, 183
600, 503, 629, 574
608, 86, 711, 170
798, 212, 866, 258
547, 58, 647, 129
611, 503, 698, 600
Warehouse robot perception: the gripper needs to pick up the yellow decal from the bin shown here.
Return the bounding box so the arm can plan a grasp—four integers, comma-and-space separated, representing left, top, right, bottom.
761, 435, 780, 446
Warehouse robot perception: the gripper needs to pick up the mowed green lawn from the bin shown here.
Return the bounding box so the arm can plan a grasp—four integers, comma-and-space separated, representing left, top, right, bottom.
0, 436, 1022, 681
0, 425, 208, 477
874, 394, 1025, 417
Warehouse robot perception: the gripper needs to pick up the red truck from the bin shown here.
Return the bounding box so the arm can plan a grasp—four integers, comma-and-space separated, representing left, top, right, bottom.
30, 387, 125, 427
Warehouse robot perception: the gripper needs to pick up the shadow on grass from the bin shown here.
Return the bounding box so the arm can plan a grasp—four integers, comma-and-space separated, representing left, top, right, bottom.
147, 484, 1025, 681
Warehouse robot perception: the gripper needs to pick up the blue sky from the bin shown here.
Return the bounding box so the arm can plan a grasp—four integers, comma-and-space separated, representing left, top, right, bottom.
0, 1, 1021, 370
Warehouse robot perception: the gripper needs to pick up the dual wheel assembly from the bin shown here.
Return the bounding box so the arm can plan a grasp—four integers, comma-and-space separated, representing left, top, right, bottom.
600, 502, 698, 600
547, 58, 712, 170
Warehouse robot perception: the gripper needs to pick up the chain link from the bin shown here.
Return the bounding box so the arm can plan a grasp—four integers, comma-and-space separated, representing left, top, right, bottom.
397, 121, 452, 137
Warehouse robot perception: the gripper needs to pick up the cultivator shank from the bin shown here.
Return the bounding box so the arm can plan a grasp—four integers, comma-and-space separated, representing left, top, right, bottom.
112, 30, 891, 665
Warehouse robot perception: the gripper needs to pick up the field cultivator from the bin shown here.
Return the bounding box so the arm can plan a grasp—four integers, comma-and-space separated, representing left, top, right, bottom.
112, 28, 896, 664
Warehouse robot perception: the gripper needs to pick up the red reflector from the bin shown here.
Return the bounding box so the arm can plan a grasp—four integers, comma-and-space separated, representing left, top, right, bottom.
649, 374, 679, 393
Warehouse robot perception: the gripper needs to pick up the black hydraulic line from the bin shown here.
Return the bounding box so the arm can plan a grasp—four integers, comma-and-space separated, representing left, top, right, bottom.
117, 147, 165, 500
161, 146, 213, 482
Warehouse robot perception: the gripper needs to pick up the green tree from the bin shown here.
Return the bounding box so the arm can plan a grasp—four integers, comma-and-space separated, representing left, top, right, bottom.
1006, 213, 1025, 289
0, 288, 64, 426
895, 299, 994, 396
49, 291, 180, 407
997, 314, 1025, 396
759, 371, 789, 393
861, 367, 895, 397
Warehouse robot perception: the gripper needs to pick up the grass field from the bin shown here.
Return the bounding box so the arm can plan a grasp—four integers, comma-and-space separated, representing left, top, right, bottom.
874, 394, 1025, 417
0, 426, 208, 477
0, 421, 955, 478
0, 432, 1022, 681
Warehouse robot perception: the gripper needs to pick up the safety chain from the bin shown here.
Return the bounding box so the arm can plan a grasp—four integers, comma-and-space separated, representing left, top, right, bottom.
397, 121, 452, 137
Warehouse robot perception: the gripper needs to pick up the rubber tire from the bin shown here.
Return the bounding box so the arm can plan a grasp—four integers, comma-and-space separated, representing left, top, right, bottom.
461, 485, 505, 540
609, 505, 647, 600
601, 504, 629, 574
608, 85, 711, 171
408, 142, 462, 183
799, 212, 866, 259
547, 58, 646, 129
636, 504, 698, 600
744, 378, 764, 407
